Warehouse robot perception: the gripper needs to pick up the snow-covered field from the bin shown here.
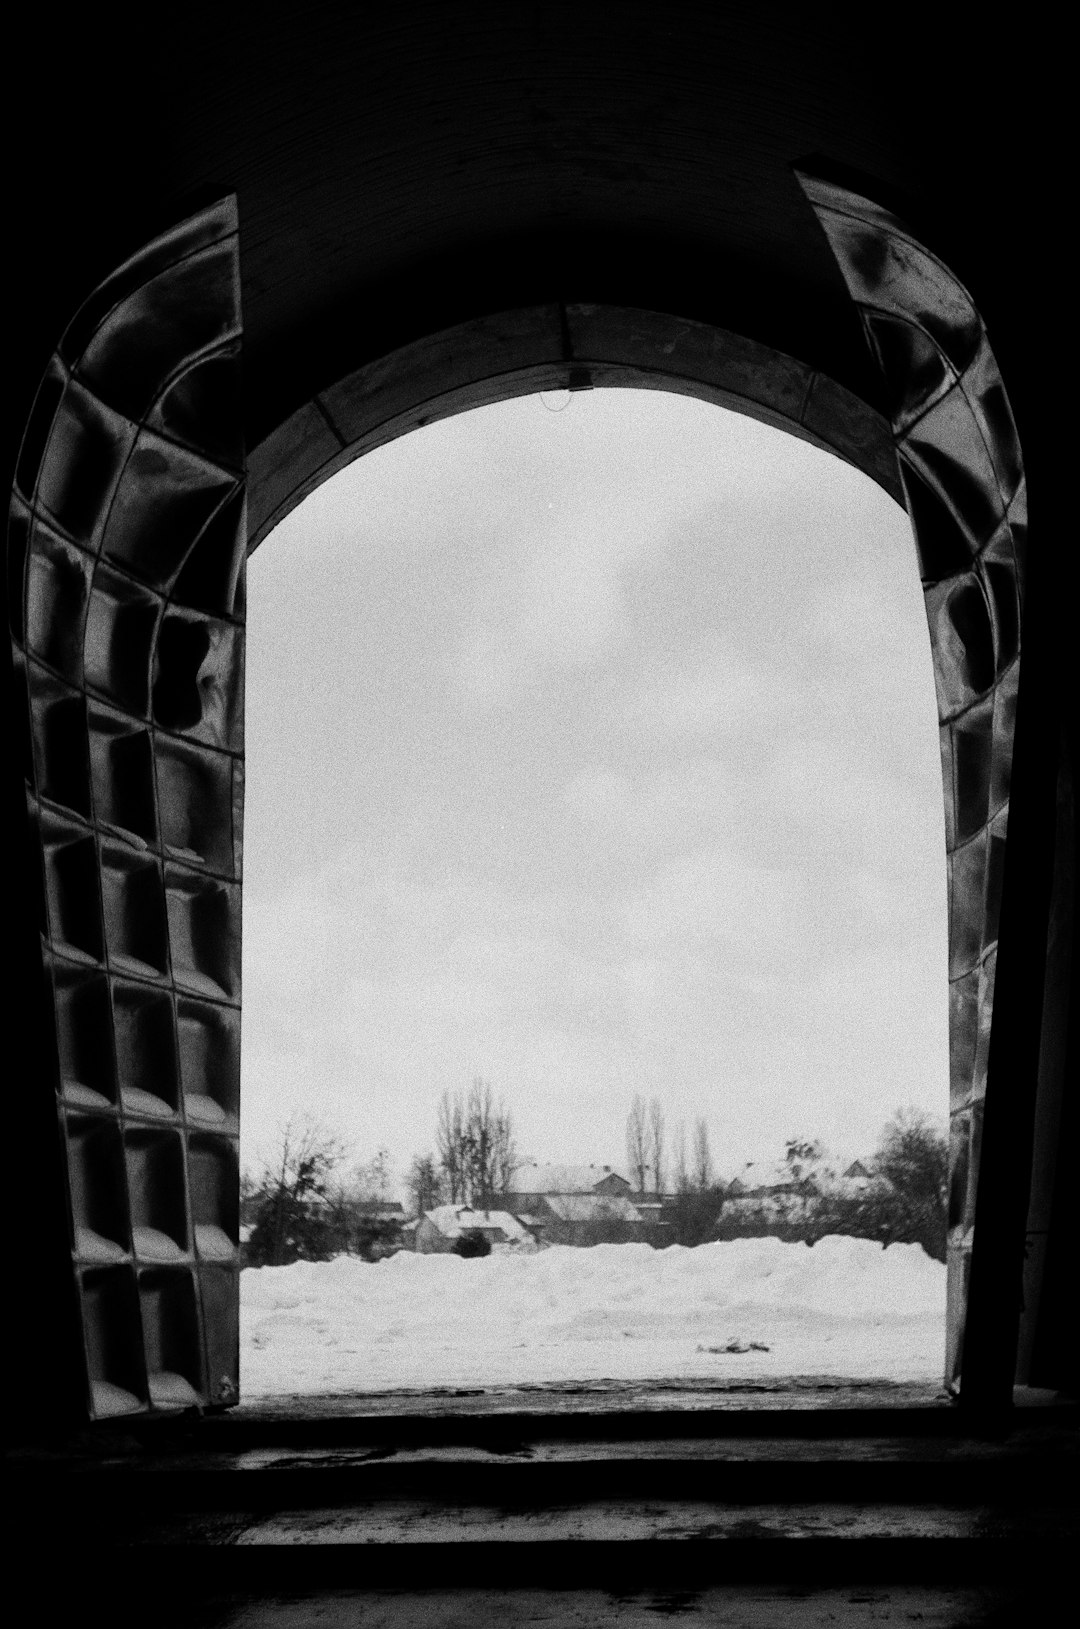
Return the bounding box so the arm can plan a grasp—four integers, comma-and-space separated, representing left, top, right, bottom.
241, 1236, 946, 1396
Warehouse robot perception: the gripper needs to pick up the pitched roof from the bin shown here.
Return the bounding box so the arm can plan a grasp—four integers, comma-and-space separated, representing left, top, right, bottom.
541, 1193, 643, 1224
507, 1163, 631, 1195
726, 1160, 802, 1195
421, 1205, 531, 1243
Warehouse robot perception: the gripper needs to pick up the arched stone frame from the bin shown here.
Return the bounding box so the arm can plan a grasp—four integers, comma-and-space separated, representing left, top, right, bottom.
9, 180, 1034, 1421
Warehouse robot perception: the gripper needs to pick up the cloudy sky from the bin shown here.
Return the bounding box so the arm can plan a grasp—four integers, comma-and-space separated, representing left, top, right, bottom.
240, 389, 948, 1187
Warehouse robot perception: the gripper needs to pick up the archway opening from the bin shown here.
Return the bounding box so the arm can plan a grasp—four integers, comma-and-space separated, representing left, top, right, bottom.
239, 385, 948, 1403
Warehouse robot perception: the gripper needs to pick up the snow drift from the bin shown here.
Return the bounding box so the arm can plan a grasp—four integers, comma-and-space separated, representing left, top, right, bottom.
241, 1235, 946, 1396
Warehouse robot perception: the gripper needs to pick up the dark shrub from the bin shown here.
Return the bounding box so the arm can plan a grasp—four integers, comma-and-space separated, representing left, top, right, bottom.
453, 1229, 492, 1258
245, 1190, 336, 1266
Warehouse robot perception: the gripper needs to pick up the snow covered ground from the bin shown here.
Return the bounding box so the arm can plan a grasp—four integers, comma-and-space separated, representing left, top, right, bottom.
241, 1236, 946, 1396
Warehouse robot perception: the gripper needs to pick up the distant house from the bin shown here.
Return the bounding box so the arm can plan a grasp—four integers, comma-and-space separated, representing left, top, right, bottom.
507, 1164, 633, 1209
629, 1197, 666, 1218
306, 1196, 407, 1258
414, 1205, 537, 1254
626, 1195, 674, 1243
501, 1163, 671, 1246
350, 1201, 406, 1223
825, 1160, 894, 1204
725, 1161, 802, 1200
716, 1155, 893, 1241
719, 1161, 814, 1231
357, 1201, 407, 1257
532, 1191, 649, 1246
788, 1159, 888, 1199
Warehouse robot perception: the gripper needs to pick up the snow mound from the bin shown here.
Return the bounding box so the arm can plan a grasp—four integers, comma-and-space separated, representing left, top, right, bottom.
241, 1235, 946, 1396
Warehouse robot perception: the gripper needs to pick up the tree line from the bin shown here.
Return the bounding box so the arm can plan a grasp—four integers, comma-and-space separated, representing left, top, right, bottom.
675, 1117, 948, 1263
625, 1094, 947, 1261
243, 1078, 517, 1265
241, 1117, 397, 1266
625, 1091, 719, 1196
404, 1076, 516, 1214
242, 1086, 948, 1266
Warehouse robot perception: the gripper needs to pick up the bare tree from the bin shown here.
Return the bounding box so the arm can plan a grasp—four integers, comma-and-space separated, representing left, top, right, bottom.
465, 1077, 517, 1209
692, 1117, 713, 1194
246, 1113, 346, 1265
672, 1120, 690, 1197
462, 1077, 492, 1209
436, 1079, 516, 1209
626, 1093, 649, 1194
354, 1147, 393, 1204
240, 1164, 261, 1223
492, 1101, 518, 1200
406, 1152, 443, 1216
666, 1117, 725, 1246
465, 1077, 492, 1209
647, 1097, 666, 1194
320, 1173, 362, 1255
436, 1089, 465, 1202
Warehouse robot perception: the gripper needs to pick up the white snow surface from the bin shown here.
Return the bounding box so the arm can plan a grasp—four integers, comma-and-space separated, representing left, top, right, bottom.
241, 1236, 946, 1396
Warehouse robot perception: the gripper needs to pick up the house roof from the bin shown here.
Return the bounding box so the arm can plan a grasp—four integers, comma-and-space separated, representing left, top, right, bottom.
421, 1206, 531, 1243
726, 1161, 805, 1195
507, 1164, 631, 1195
541, 1194, 643, 1224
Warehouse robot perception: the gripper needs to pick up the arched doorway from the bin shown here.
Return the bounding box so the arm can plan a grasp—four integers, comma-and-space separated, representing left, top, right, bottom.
6, 175, 1052, 1422
241, 379, 949, 1397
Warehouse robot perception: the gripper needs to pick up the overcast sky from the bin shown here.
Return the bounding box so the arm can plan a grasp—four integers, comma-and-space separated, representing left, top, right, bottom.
240, 388, 948, 1188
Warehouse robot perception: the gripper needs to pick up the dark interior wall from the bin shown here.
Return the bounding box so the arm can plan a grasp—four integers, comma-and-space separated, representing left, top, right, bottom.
11, 3, 1040, 454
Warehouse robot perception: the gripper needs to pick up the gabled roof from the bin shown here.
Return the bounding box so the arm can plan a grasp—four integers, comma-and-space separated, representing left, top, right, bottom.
541, 1193, 643, 1224
727, 1160, 805, 1195
421, 1205, 531, 1243
507, 1163, 631, 1195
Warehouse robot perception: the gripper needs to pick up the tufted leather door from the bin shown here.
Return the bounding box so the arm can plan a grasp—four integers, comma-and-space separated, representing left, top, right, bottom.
10, 199, 245, 1419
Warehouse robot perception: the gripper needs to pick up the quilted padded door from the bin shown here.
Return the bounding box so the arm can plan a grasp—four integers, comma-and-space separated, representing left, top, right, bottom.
797, 173, 1027, 1396
9, 198, 245, 1419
